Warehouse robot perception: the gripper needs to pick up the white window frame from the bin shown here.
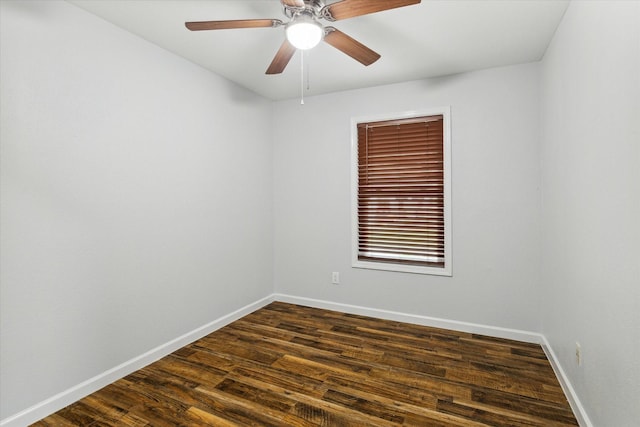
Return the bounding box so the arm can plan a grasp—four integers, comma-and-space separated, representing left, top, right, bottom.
351, 107, 452, 276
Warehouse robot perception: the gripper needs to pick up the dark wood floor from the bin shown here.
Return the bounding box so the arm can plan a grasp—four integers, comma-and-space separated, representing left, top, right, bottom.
33, 302, 578, 426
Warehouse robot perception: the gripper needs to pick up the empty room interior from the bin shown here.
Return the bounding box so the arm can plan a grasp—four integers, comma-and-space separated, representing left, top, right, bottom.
1, 0, 638, 426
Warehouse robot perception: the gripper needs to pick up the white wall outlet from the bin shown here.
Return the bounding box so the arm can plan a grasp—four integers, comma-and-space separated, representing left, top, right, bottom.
575, 341, 582, 367
331, 272, 340, 285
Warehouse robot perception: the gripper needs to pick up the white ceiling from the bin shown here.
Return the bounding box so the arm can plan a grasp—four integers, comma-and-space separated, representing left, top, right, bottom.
67, 0, 569, 100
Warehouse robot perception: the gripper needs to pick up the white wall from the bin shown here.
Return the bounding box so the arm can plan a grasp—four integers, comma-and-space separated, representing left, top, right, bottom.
539, 1, 640, 425
4, 0, 638, 425
0, 0, 273, 419
273, 63, 542, 332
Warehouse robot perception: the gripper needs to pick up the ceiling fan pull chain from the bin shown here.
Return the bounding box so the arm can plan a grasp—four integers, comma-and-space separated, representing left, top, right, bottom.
306, 50, 311, 91
300, 50, 305, 105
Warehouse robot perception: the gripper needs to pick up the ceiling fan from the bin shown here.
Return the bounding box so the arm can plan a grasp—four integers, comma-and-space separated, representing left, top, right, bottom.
185, 0, 421, 75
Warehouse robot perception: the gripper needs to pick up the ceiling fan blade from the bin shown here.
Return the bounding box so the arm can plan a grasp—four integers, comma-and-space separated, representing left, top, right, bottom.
266, 40, 297, 74
321, 0, 421, 21
185, 19, 283, 31
281, 0, 305, 7
324, 27, 380, 66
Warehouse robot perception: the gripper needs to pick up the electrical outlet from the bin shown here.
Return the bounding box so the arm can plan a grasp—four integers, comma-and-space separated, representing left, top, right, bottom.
331, 272, 340, 285
575, 342, 582, 367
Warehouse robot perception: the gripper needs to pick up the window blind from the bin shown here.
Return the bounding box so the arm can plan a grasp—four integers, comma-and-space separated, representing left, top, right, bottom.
357, 115, 444, 267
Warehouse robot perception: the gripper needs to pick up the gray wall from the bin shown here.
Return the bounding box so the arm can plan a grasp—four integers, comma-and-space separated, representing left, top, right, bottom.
273, 63, 542, 332
539, 1, 640, 425
2, 0, 639, 425
0, 1, 273, 418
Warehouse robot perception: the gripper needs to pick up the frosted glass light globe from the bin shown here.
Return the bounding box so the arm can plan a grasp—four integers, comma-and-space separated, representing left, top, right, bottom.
286, 19, 323, 50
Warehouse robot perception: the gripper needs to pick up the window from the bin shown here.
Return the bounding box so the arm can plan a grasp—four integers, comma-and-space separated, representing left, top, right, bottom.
351, 108, 451, 276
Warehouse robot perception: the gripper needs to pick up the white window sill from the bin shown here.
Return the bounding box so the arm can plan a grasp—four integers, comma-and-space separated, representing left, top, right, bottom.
352, 260, 452, 276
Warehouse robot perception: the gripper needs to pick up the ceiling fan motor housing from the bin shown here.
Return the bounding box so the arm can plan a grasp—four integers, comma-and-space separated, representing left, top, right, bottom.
283, 0, 326, 19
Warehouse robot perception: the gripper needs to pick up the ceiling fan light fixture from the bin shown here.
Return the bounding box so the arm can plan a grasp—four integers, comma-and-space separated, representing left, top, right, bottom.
285, 16, 323, 50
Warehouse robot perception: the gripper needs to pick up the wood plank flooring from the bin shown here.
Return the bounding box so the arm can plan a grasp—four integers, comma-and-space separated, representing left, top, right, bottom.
33, 302, 578, 426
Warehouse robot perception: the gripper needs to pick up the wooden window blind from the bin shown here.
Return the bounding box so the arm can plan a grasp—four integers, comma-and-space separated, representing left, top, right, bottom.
356, 115, 445, 267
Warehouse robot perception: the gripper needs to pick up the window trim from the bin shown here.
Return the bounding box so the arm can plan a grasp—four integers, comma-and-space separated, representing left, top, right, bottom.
351, 107, 452, 276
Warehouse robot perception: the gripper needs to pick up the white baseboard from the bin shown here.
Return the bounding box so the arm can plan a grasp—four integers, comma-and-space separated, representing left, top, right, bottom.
274, 293, 542, 343
0, 294, 275, 427
540, 336, 593, 427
